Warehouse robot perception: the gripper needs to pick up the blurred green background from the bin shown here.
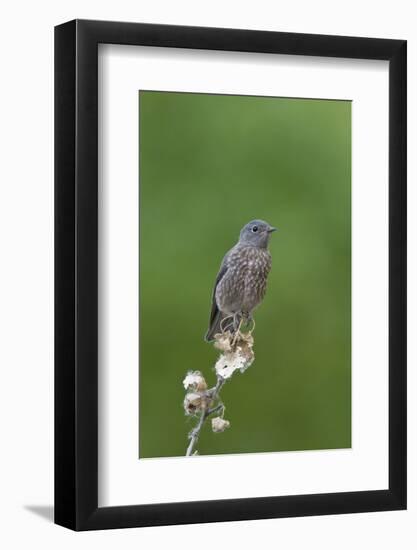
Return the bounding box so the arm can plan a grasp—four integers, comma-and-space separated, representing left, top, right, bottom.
139, 91, 351, 458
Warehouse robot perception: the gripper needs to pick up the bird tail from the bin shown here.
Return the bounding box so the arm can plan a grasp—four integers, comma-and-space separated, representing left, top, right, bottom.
205, 310, 223, 342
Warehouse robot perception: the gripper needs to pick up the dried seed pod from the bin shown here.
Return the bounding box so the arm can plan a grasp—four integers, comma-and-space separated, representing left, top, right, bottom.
211, 417, 231, 433
213, 331, 233, 353
182, 370, 208, 392
215, 348, 254, 379
184, 392, 207, 415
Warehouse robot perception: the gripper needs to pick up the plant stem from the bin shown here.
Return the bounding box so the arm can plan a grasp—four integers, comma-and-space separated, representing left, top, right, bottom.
185, 376, 225, 456
186, 409, 206, 456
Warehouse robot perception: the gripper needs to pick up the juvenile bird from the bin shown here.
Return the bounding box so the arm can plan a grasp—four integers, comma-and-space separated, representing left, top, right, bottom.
205, 219, 276, 342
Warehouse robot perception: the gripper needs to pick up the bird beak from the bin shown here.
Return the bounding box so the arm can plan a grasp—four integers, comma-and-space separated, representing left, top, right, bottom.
267, 226, 277, 233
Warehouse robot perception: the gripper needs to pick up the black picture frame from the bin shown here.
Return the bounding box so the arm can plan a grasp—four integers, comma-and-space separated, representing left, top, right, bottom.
55, 19, 407, 531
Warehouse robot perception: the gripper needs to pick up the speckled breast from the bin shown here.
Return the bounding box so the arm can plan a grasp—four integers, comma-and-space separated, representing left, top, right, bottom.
216, 245, 272, 315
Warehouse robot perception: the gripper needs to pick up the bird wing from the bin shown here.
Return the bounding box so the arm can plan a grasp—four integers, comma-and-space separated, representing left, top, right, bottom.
208, 252, 230, 330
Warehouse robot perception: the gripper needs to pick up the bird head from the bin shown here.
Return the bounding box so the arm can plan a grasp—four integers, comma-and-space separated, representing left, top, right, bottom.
238, 219, 277, 248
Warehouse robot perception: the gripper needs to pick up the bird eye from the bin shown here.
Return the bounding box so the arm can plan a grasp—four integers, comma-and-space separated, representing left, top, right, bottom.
252, 226, 258, 232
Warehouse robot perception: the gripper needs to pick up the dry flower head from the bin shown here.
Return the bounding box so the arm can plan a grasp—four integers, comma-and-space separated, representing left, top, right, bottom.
183, 392, 207, 415
183, 370, 208, 392
211, 417, 231, 433
214, 330, 255, 380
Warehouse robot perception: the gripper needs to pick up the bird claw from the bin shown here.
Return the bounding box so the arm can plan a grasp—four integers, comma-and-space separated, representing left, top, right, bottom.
232, 319, 243, 346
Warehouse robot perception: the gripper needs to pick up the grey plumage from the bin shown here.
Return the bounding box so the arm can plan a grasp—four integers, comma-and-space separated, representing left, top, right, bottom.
205, 220, 276, 342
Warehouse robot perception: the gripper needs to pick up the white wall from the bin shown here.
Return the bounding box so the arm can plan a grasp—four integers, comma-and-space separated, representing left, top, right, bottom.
0, 1, 415, 548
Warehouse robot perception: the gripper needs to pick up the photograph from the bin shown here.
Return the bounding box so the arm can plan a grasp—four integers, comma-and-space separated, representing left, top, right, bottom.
0, 1, 410, 544
138, 90, 352, 458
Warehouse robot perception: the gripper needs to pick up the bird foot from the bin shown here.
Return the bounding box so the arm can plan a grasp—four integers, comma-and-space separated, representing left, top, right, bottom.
232, 319, 243, 346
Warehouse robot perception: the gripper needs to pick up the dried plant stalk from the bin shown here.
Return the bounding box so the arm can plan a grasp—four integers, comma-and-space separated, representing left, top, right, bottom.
183, 328, 255, 456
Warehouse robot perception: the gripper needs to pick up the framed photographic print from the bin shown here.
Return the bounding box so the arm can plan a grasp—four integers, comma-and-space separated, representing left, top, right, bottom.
55, 20, 406, 530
